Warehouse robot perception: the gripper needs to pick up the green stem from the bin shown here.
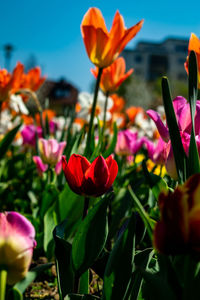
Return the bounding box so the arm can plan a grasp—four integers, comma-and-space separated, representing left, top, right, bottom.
0, 269, 7, 300
82, 197, 89, 220
47, 167, 54, 184
84, 67, 103, 157
100, 91, 109, 152
74, 197, 90, 293
102, 91, 109, 137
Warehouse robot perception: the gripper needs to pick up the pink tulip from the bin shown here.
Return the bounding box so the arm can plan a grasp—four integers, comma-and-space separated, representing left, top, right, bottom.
115, 129, 144, 156
33, 138, 66, 175
38, 138, 66, 166
21, 125, 42, 147
147, 97, 200, 179
146, 96, 200, 141
144, 137, 166, 166
33, 156, 48, 175
0, 212, 36, 285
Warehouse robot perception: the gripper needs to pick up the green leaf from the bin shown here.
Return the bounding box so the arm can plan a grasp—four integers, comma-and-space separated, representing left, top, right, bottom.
79, 270, 89, 294
53, 220, 74, 299
0, 123, 21, 160
7, 288, 23, 300
65, 128, 84, 160
102, 214, 136, 300
162, 77, 187, 182
187, 50, 200, 176
44, 202, 58, 258
71, 195, 110, 275
142, 160, 169, 200
58, 184, 84, 238
127, 249, 154, 300
141, 270, 176, 300
108, 188, 132, 240
40, 184, 59, 219
128, 185, 154, 239
102, 122, 118, 158
65, 294, 100, 300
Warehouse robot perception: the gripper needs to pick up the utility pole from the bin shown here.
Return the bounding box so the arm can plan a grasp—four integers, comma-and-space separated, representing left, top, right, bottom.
3, 44, 14, 71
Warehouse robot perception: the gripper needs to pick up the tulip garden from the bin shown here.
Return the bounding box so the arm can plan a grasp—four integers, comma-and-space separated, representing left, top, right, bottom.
1, 6, 200, 300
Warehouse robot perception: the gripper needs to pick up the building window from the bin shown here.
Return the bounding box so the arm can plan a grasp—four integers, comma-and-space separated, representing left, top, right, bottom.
148, 55, 168, 80
177, 58, 186, 65
134, 55, 142, 63
54, 88, 70, 99
175, 45, 188, 53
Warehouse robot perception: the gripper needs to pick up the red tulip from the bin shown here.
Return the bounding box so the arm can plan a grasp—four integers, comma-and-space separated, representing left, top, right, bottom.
62, 154, 118, 197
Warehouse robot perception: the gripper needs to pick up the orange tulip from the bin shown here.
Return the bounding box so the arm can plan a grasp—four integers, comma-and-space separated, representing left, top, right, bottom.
110, 94, 125, 113
35, 109, 56, 126
81, 8, 143, 68
21, 66, 45, 92
0, 62, 45, 103
185, 33, 200, 87
0, 63, 23, 101
126, 106, 144, 123
91, 57, 133, 93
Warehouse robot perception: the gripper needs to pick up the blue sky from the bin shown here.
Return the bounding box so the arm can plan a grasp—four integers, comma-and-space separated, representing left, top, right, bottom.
1, 0, 200, 91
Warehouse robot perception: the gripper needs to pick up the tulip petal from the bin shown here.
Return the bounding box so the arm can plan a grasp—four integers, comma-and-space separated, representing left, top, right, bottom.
81, 7, 108, 33
33, 156, 48, 174
146, 109, 169, 142
118, 19, 144, 54
85, 155, 109, 187
105, 156, 118, 188
62, 155, 90, 195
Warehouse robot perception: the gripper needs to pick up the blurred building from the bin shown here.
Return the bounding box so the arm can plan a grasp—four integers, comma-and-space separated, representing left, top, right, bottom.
122, 37, 188, 81
37, 78, 78, 114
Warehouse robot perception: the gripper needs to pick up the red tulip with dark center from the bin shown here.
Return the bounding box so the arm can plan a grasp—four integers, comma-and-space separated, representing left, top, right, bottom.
62, 154, 118, 197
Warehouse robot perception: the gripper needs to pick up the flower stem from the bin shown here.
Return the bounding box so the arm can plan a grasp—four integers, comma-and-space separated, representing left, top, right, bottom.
101, 91, 109, 152
84, 67, 103, 157
74, 197, 90, 293
0, 269, 7, 300
82, 197, 90, 220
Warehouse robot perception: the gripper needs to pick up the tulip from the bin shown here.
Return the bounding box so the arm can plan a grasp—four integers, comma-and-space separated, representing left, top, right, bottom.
33, 138, 66, 175
38, 138, 66, 166
146, 96, 200, 178
21, 125, 42, 147
126, 106, 144, 124
144, 137, 166, 166
0, 63, 23, 102
147, 96, 200, 140
62, 154, 118, 197
0, 211, 36, 285
91, 57, 133, 93
154, 173, 200, 255
115, 129, 144, 156
21, 66, 45, 92
81, 7, 143, 68
33, 156, 48, 175
185, 33, 200, 88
